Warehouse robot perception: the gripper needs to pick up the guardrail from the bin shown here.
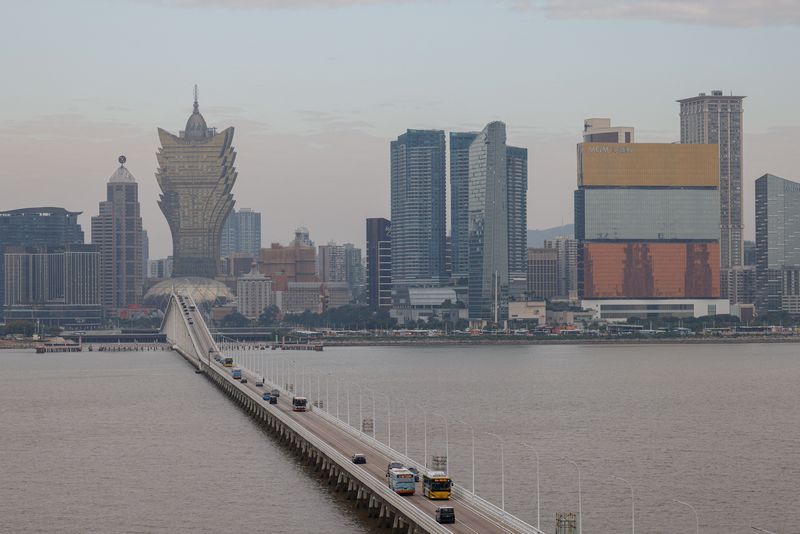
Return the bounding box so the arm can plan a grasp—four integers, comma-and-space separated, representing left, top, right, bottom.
246, 368, 543, 534
208, 359, 450, 534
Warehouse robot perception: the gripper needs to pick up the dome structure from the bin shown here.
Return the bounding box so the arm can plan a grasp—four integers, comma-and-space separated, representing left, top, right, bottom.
144, 276, 234, 308
109, 158, 136, 183
184, 86, 209, 140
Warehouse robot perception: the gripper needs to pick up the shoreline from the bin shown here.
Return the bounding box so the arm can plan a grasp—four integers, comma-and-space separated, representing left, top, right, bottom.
321, 336, 800, 347
3, 336, 799, 351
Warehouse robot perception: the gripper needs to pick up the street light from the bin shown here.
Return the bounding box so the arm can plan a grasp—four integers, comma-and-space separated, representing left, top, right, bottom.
486, 432, 505, 518
610, 475, 634, 534
562, 458, 582, 534
430, 412, 449, 473
671, 499, 699, 534
362, 385, 377, 439
454, 419, 476, 496
377, 392, 392, 448
409, 402, 428, 468
521, 442, 540, 530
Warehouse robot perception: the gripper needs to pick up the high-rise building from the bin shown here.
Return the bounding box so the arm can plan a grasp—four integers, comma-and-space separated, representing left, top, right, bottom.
468, 122, 509, 323
755, 174, 800, 313
527, 248, 558, 300
343, 243, 365, 300
390, 129, 446, 293
3, 244, 101, 327
366, 218, 391, 310
258, 241, 317, 291
142, 230, 149, 279
576, 135, 728, 320
147, 257, 173, 279
221, 208, 262, 259
679, 90, 745, 271
0, 207, 84, 319
506, 145, 528, 298
91, 156, 144, 311
449, 131, 479, 280
155, 87, 236, 278
292, 227, 314, 248
237, 263, 273, 320
544, 236, 578, 298
318, 242, 347, 283
582, 118, 634, 143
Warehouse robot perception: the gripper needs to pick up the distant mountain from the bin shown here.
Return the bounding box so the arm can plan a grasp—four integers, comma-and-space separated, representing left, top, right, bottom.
527, 224, 574, 247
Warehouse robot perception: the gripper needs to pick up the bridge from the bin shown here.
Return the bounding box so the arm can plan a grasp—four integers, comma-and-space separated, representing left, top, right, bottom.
162, 291, 546, 534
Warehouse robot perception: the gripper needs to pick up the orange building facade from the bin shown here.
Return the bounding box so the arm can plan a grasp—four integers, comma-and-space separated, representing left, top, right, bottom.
582, 242, 720, 299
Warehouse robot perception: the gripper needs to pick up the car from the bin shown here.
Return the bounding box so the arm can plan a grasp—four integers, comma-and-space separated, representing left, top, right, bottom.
262, 392, 271, 401
352, 454, 367, 464
269, 396, 277, 404
406, 466, 420, 482
271, 389, 280, 398
435, 506, 455, 524
240, 377, 248, 384
386, 461, 404, 476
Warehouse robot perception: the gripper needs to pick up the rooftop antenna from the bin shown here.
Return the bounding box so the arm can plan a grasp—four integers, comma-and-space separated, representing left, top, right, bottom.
193, 84, 199, 112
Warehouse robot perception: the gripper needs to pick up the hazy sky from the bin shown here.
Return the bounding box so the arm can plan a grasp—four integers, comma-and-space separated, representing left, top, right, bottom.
2, 0, 799, 257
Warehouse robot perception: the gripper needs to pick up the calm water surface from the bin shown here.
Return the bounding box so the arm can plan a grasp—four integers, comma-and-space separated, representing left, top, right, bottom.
0, 349, 371, 534
2, 343, 799, 533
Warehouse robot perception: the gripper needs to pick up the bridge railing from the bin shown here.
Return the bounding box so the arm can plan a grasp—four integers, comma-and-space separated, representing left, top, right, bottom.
244, 366, 544, 534
209, 356, 452, 534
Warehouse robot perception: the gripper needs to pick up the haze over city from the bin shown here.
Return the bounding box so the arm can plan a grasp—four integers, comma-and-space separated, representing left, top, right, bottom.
2, 0, 799, 257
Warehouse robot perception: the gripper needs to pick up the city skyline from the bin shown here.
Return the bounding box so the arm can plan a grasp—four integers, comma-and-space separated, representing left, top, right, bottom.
1, 1, 798, 258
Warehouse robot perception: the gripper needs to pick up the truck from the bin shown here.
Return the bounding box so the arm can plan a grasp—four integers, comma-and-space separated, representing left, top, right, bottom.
232, 368, 242, 380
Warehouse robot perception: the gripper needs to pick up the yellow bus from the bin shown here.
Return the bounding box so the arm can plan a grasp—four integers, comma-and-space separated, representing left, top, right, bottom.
422, 471, 451, 500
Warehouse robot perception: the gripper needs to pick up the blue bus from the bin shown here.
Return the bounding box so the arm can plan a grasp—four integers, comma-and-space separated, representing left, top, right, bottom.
232, 368, 242, 380
388, 468, 416, 495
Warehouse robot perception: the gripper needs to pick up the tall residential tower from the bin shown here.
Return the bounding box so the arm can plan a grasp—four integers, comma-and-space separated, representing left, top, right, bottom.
678, 90, 745, 270
390, 130, 446, 294
91, 156, 144, 311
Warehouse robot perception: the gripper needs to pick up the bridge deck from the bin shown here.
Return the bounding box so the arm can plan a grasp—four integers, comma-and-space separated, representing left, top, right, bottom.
168, 293, 540, 534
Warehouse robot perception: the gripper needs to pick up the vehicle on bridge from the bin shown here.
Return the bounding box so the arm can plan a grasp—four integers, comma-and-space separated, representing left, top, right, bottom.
386, 461, 404, 476
223, 357, 234, 367
422, 471, 452, 500
352, 453, 366, 464
271, 388, 280, 398
292, 396, 308, 412
435, 506, 455, 524
388, 468, 416, 495
262, 392, 271, 401
269, 395, 277, 404
406, 466, 420, 482
232, 368, 242, 380
255, 377, 264, 387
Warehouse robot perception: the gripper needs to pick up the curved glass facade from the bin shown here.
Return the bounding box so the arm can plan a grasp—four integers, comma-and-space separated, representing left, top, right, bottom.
576, 188, 720, 241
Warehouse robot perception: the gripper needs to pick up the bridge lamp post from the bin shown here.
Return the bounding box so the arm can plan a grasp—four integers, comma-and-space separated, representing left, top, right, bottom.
610, 475, 634, 534
363, 386, 377, 440
430, 412, 449, 474
671, 499, 699, 534
485, 432, 506, 519
561, 457, 582, 534
521, 442, 540, 530
407, 402, 428, 468
377, 392, 392, 449
454, 419, 476, 496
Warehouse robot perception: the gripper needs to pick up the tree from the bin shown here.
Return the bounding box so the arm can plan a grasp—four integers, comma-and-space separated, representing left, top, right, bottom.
258, 305, 281, 326
4, 321, 36, 337
220, 312, 250, 328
